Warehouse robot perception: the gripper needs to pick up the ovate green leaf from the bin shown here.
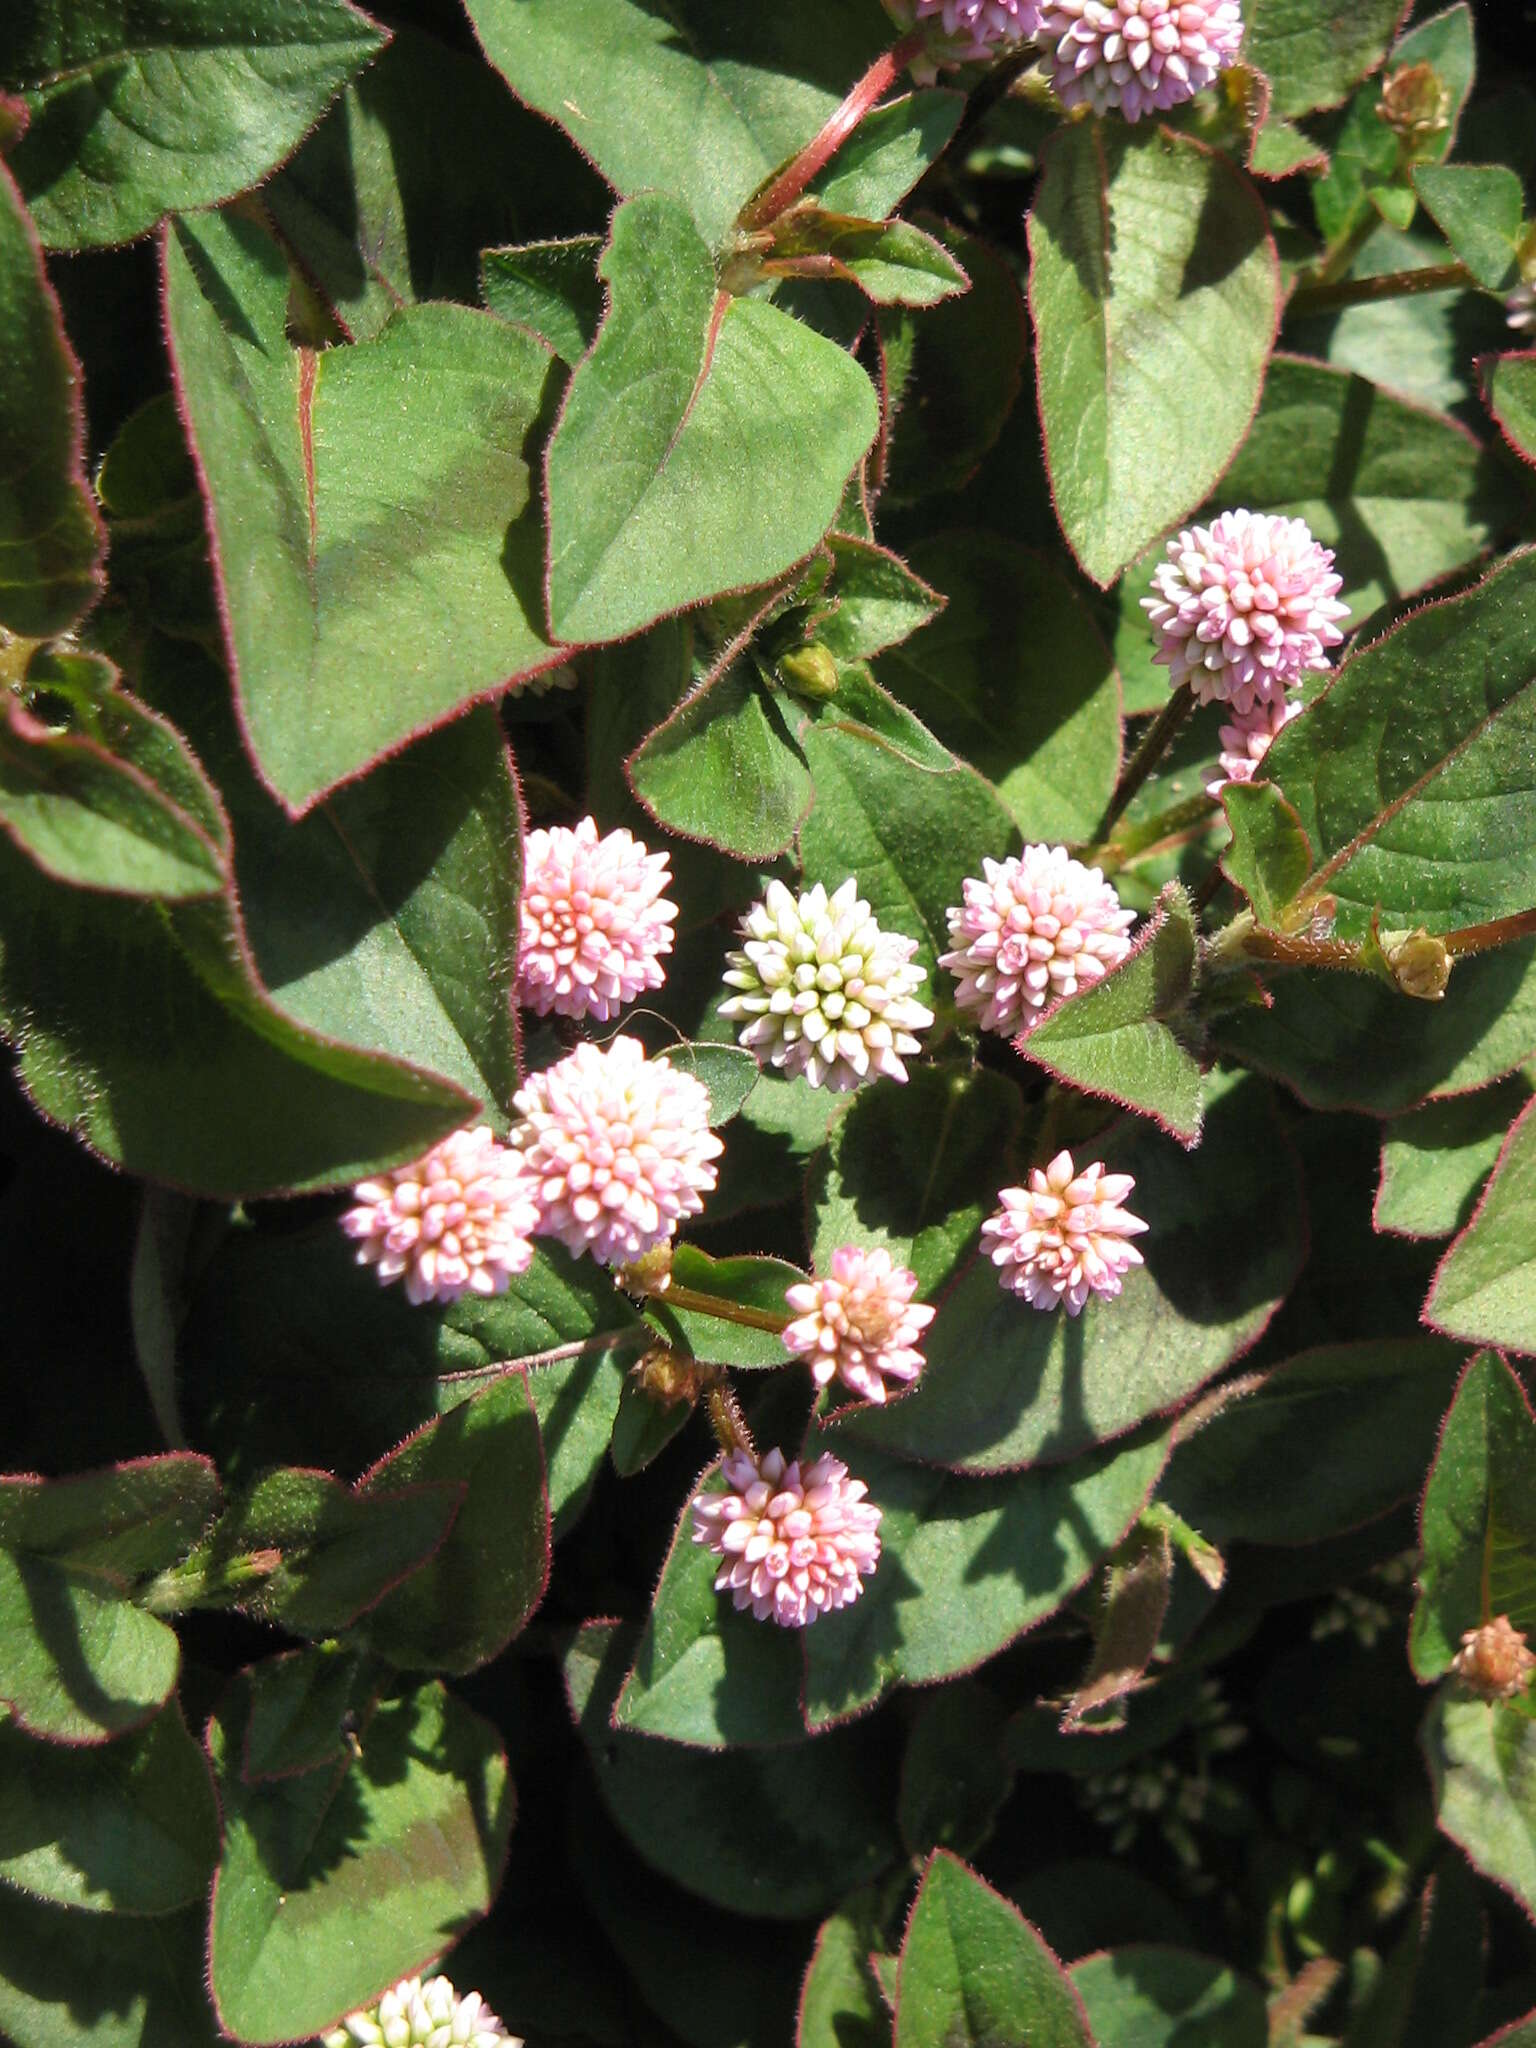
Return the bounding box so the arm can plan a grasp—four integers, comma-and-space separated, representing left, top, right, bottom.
1377, 1076, 1531, 1239
1426, 1693, 1536, 1927
1244, 0, 1412, 118
1426, 1103, 1536, 1355
1414, 163, 1525, 290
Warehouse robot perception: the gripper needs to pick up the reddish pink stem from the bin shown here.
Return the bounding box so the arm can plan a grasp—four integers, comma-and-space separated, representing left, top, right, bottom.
738, 30, 928, 231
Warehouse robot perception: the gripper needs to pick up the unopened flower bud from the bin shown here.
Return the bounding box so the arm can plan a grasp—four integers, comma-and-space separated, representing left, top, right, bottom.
632, 1342, 707, 1407
1451, 1615, 1536, 1703
1378, 64, 1450, 148
620, 1242, 675, 1296
778, 644, 840, 701
1383, 928, 1451, 1002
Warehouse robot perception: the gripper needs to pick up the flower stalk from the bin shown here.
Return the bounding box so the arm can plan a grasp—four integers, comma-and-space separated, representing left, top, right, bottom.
1094, 684, 1195, 841
737, 31, 928, 231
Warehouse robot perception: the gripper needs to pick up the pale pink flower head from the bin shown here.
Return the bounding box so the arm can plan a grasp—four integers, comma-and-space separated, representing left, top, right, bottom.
341, 1125, 537, 1306
515, 816, 676, 1023
940, 845, 1135, 1036
691, 1446, 882, 1628
1037, 0, 1245, 122
720, 877, 933, 1092
510, 1035, 722, 1268
1143, 509, 1349, 714
981, 1150, 1148, 1314
886, 0, 1042, 79
783, 1246, 936, 1405
324, 1975, 519, 2048
1206, 695, 1303, 797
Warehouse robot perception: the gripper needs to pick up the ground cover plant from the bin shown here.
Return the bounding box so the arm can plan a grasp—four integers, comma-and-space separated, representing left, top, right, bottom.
4, 0, 1536, 2042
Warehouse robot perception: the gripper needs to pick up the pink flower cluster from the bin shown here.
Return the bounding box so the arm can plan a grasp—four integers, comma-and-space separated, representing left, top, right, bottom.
783, 1246, 935, 1404
940, 845, 1135, 1037
691, 1446, 883, 1628
1206, 696, 1302, 799
887, 0, 1042, 75
1037, 0, 1245, 122
981, 1150, 1148, 1314
341, 1125, 539, 1305
516, 817, 675, 1023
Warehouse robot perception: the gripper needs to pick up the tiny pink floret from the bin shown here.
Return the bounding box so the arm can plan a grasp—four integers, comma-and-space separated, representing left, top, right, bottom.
341, 1125, 538, 1307
1206, 695, 1302, 797
783, 1246, 935, 1405
940, 845, 1135, 1037
887, 0, 1042, 75
516, 816, 676, 1024
1143, 509, 1349, 714
981, 1150, 1148, 1314
691, 1446, 883, 1629
510, 1035, 722, 1269
1037, 0, 1245, 122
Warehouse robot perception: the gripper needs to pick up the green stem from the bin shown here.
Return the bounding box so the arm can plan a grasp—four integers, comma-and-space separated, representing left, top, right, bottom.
737, 31, 928, 230
662, 1282, 791, 1336
140, 1547, 283, 1616
1092, 790, 1218, 874
706, 1379, 755, 1456
1093, 684, 1195, 842
1286, 260, 1473, 319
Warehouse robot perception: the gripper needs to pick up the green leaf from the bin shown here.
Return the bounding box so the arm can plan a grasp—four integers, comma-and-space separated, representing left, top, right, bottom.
1028, 123, 1279, 587
894, 1851, 1093, 2048
898, 1680, 1013, 1861
1391, 4, 1477, 150
651, 1243, 802, 1369
1377, 1076, 1532, 1239
1427, 1100, 1536, 1356
1425, 1692, 1536, 1927
359, 1372, 549, 1674
0, 1702, 217, 1914
0, 160, 102, 634
667, 1041, 761, 1126
836, 1071, 1303, 1472
1020, 884, 1203, 1142
0, 666, 226, 900
175, 1466, 460, 1638
798, 705, 1019, 982
545, 193, 877, 646
1244, 0, 1413, 119
773, 209, 970, 308
607, 1373, 694, 1479
1214, 938, 1536, 1115
0, 1455, 218, 1743
1264, 549, 1536, 937
880, 534, 1123, 844
208, 1675, 513, 2045
628, 644, 813, 861
878, 220, 1026, 503
461, 0, 890, 246
798, 1910, 890, 2048
810, 1062, 1025, 1298
1069, 1948, 1267, 2048
1163, 1336, 1466, 1547
1411, 1352, 1536, 1680
481, 236, 604, 365
3, 0, 385, 249
162, 207, 561, 812
812, 89, 964, 218
1486, 353, 1536, 471
145, 639, 523, 1119
814, 534, 945, 663
0, 1895, 220, 2047
566, 1622, 900, 1918
1222, 781, 1314, 927
241, 1645, 377, 1780
1413, 164, 1525, 290
803, 1428, 1169, 1729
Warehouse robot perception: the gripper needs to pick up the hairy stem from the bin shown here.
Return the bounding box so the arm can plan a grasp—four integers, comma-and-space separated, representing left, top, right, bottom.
1444, 905, 1536, 959
662, 1282, 791, 1336
738, 31, 928, 230
1286, 260, 1474, 319
1094, 684, 1195, 841
705, 1379, 755, 1456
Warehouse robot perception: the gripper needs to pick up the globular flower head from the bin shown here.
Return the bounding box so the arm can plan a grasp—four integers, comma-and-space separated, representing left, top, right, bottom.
515, 816, 676, 1023
1451, 1615, 1536, 1703
783, 1246, 935, 1405
511, 1036, 722, 1268
981, 1150, 1148, 1314
940, 846, 1135, 1037
323, 1975, 520, 2048
1037, 0, 1245, 122
1143, 509, 1349, 714
720, 877, 933, 1092
885, 0, 1042, 79
1206, 695, 1303, 797
341, 1126, 538, 1306
691, 1446, 882, 1628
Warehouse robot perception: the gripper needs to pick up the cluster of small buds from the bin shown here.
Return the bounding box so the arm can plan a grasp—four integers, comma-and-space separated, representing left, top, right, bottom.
981, 1150, 1148, 1313
509, 1036, 722, 1268
691, 1446, 882, 1628
515, 816, 676, 1023
1144, 510, 1350, 715
885, 0, 1041, 78
1036, 0, 1245, 123
721, 877, 933, 1092
340, 1126, 538, 1306
940, 846, 1136, 1036
1451, 1615, 1536, 1703
783, 1245, 935, 1405
323, 1976, 519, 2048
1206, 696, 1302, 799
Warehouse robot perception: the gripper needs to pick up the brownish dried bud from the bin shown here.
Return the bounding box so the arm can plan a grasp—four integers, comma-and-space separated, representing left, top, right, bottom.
1377, 64, 1450, 147
618, 1243, 674, 1297
1451, 1614, 1536, 1702
1384, 928, 1451, 1001
631, 1342, 706, 1407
